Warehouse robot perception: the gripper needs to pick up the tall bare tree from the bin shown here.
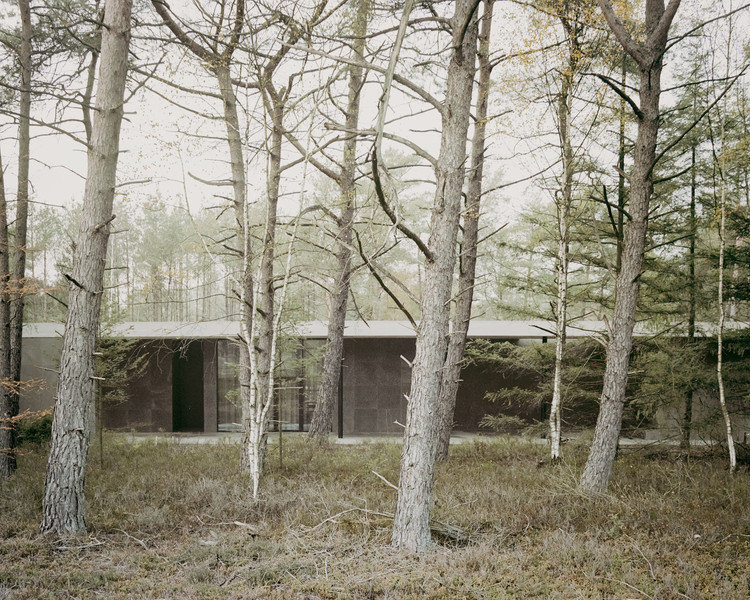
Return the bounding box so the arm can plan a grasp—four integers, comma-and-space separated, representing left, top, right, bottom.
41, 0, 132, 534
239, 0, 331, 495
0, 0, 32, 479
434, 0, 494, 461
149, 0, 254, 454
0, 148, 13, 478
308, 0, 370, 440
547, 0, 594, 462
579, 0, 682, 495
713, 4, 738, 474
390, 0, 479, 553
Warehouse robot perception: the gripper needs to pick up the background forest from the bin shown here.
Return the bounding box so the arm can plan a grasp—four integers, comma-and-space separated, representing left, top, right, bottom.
2, 0, 748, 332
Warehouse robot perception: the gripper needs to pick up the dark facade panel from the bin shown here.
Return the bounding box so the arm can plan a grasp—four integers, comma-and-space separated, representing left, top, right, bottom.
203, 340, 218, 433
172, 341, 204, 432
21, 330, 543, 435
342, 338, 413, 434
103, 340, 173, 431
454, 349, 541, 429
20, 337, 62, 414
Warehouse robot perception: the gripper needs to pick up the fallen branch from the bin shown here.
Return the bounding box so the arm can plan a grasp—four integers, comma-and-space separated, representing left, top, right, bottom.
604, 576, 655, 600
306, 507, 393, 533
232, 521, 260, 536
626, 534, 656, 581
371, 470, 398, 491
116, 528, 149, 550
305, 506, 471, 544
53, 537, 105, 551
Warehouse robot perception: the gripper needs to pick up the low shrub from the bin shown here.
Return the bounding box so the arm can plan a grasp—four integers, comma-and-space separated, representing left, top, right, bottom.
16, 410, 53, 446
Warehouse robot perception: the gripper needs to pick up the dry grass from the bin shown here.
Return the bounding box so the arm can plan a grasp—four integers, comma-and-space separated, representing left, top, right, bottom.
1, 435, 749, 599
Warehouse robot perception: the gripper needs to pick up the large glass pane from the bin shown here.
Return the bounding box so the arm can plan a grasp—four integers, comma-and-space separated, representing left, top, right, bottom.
216, 337, 326, 433
217, 339, 241, 432
302, 339, 325, 431
274, 338, 301, 431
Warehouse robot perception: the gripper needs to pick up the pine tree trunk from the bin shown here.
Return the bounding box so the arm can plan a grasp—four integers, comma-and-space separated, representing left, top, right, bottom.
0, 0, 32, 479
580, 0, 680, 495
41, 0, 132, 534
682, 142, 697, 452
391, 0, 478, 553
579, 80, 655, 493
308, 0, 369, 440
0, 150, 14, 479
434, 0, 493, 462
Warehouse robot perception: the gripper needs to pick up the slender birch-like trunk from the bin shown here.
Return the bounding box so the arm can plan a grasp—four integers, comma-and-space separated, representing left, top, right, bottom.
243, 158, 305, 498
240, 101, 282, 474
151, 0, 257, 466
434, 0, 494, 461
239, 9, 328, 475
549, 9, 580, 462
715, 15, 736, 473
308, 0, 369, 440
580, 0, 681, 495
391, 0, 479, 553
550, 230, 568, 461
238, 0, 329, 483
41, 0, 132, 534
717, 158, 736, 473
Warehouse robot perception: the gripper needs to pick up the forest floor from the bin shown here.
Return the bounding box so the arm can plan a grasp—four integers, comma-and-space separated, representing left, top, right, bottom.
1, 435, 748, 599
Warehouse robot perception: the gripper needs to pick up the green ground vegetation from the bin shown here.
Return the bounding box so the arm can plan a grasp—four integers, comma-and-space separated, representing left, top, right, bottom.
1, 436, 748, 599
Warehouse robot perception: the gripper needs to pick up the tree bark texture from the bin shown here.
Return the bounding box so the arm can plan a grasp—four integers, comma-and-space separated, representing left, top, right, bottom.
681, 141, 697, 451
0, 0, 32, 479
240, 98, 282, 481
308, 0, 369, 439
435, 0, 493, 462
717, 169, 737, 473
580, 0, 681, 495
41, 0, 132, 534
550, 78, 571, 461
391, 0, 478, 553
237, 1, 330, 486
150, 0, 264, 475
716, 83, 737, 474
0, 150, 13, 478
10, 0, 32, 389
549, 7, 583, 462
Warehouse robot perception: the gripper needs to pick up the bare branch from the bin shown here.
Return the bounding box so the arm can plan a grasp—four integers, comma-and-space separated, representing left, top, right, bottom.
588, 72, 643, 120
370, 149, 433, 261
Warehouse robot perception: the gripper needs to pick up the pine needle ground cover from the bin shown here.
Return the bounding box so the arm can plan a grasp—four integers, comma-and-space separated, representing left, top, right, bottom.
1, 436, 748, 599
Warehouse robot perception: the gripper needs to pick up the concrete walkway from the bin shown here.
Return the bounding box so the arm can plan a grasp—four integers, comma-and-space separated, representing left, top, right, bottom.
117, 430, 698, 447
120, 431, 486, 446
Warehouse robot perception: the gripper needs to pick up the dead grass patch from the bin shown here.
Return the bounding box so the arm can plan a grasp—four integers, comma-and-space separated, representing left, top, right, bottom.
0, 435, 748, 599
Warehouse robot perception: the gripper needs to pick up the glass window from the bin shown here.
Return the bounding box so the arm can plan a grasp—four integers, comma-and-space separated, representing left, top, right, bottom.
217, 339, 241, 432
216, 337, 326, 433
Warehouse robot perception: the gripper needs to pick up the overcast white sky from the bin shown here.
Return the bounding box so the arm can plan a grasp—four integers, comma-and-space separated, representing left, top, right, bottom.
4, 0, 745, 237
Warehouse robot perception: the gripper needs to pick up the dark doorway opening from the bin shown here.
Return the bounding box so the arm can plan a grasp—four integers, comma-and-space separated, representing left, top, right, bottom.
172, 341, 204, 432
